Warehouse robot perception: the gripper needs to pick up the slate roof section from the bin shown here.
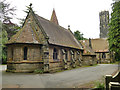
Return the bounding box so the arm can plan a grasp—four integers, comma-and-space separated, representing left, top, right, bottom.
36, 15, 83, 49
7, 21, 40, 44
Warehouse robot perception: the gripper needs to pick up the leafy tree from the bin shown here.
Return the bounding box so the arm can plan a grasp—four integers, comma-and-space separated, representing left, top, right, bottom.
1, 0, 16, 23
74, 30, 87, 40
0, 0, 17, 63
1, 0, 19, 39
108, 1, 120, 61
0, 29, 8, 64
18, 3, 33, 27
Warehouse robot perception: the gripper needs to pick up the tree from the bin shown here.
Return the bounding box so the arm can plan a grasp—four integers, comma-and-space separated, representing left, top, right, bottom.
0, 29, 8, 63
74, 30, 87, 40
0, 0, 17, 63
108, 1, 120, 61
1, 0, 16, 23
18, 3, 34, 27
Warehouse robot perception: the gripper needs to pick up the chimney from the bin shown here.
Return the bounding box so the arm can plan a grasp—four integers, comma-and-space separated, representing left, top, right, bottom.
89, 38, 92, 49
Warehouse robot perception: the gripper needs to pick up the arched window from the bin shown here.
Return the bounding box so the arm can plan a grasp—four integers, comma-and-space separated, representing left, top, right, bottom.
53, 48, 58, 60
24, 47, 28, 60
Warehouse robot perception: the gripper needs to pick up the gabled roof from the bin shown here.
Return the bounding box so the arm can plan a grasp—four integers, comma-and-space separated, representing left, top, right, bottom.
80, 40, 96, 55
50, 9, 59, 25
7, 20, 40, 44
7, 8, 83, 49
85, 38, 109, 53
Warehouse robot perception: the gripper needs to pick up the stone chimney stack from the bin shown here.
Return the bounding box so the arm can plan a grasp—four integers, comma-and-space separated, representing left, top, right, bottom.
89, 38, 92, 49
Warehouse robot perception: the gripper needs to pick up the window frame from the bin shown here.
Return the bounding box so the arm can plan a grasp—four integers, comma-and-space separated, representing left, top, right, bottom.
53, 48, 58, 60
102, 53, 106, 59
11, 48, 14, 60
24, 47, 28, 60
64, 49, 68, 60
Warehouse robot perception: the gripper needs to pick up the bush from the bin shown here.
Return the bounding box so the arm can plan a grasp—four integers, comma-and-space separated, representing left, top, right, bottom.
2, 47, 7, 64
34, 69, 43, 74
95, 81, 105, 90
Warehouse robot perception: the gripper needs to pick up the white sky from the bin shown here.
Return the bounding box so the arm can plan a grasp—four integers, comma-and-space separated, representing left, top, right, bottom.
7, 0, 113, 39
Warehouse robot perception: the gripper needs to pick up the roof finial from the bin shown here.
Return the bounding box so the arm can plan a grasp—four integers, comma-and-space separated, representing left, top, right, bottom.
68, 25, 70, 30
29, 3, 32, 7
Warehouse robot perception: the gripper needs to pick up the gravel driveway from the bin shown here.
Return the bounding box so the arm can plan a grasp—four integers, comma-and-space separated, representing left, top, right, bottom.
2, 64, 118, 88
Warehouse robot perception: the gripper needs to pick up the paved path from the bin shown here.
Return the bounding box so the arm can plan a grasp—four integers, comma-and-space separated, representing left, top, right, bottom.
2, 64, 118, 88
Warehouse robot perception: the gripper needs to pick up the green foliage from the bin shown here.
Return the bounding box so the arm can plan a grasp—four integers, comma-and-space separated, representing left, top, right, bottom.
0, 0, 16, 23
1, 0, 19, 39
3, 23, 20, 40
19, 3, 34, 27
95, 81, 105, 90
34, 69, 43, 74
73, 30, 87, 40
0, 29, 8, 64
0, 0, 17, 64
108, 1, 120, 61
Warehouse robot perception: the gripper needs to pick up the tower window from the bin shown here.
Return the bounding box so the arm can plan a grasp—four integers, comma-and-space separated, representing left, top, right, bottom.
24, 47, 28, 60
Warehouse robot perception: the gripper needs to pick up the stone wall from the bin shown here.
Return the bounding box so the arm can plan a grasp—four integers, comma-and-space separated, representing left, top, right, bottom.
96, 52, 111, 63
7, 63, 43, 72
7, 44, 43, 72
7, 43, 83, 72
82, 55, 96, 65
7, 44, 42, 61
48, 45, 82, 71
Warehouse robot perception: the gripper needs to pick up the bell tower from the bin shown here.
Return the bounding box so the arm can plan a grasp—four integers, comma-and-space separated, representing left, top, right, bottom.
99, 11, 109, 38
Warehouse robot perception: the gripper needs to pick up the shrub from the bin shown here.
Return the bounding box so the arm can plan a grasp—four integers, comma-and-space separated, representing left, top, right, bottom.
95, 81, 105, 90
34, 69, 43, 74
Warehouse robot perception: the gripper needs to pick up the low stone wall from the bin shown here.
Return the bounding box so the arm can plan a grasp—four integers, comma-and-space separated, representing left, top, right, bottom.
49, 61, 62, 71
7, 62, 43, 72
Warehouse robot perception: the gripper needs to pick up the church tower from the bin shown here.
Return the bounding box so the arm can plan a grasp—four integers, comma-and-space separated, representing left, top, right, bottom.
99, 11, 109, 38
50, 9, 59, 25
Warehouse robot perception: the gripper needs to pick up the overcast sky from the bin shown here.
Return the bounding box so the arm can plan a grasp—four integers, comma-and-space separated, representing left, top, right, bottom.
7, 0, 113, 39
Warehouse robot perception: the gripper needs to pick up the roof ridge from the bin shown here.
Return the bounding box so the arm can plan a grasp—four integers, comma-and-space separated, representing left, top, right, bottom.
36, 14, 68, 32
35, 13, 83, 49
